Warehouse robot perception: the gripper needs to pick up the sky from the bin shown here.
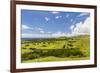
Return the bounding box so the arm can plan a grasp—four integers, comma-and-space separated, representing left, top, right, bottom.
21, 9, 90, 38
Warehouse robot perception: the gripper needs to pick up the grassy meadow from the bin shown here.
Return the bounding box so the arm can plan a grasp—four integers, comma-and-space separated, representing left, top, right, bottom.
21, 35, 90, 63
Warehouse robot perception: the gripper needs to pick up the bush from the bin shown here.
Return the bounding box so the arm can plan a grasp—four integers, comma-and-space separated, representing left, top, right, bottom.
21, 53, 29, 61
22, 52, 41, 61
29, 48, 36, 50
22, 48, 26, 49
22, 48, 86, 61
25, 44, 29, 46
62, 45, 66, 48
42, 45, 47, 47
28, 53, 40, 60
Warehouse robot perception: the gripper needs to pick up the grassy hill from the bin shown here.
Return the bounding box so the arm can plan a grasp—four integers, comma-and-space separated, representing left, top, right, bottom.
21, 35, 90, 63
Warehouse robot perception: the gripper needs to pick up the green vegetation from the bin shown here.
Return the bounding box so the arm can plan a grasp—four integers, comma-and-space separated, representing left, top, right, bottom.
21, 35, 90, 63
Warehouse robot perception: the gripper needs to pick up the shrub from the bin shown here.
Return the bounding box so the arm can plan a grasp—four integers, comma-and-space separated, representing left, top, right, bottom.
62, 45, 66, 48
29, 48, 36, 50
42, 45, 47, 47
28, 53, 40, 60
21, 53, 29, 61
22, 48, 86, 61
22, 47, 26, 49
25, 44, 29, 46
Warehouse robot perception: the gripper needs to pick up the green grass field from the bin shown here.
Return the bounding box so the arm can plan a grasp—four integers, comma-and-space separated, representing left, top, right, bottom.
21, 35, 90, 63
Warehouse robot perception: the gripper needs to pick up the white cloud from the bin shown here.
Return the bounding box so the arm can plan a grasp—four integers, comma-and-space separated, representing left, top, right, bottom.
40, 30, 45, 33
35, 27, 45, 34
55, 16, 59, 19
70, 25, 74, 30
55, 16, 62, 19
22, 32, 68, 38
77, 12, 89, 17
71, 17, 90, 35
22, 25, 32, 30
22, 33, 51, 38
22, 33, 33, 38
36, 27, 43, 31
56, 31, 62, 34
51, 11, 60, 14
51, 31, 67, 37
45, 17, 50, 21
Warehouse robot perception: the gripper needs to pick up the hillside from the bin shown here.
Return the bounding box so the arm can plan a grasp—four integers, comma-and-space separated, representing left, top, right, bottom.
21, 35, 90, 63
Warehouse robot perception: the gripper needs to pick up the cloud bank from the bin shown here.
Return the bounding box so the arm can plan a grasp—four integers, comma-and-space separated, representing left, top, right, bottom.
71, 17, 90, 36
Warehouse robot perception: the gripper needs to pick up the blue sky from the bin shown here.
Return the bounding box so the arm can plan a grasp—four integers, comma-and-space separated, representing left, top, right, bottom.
21, 9, 90, 38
